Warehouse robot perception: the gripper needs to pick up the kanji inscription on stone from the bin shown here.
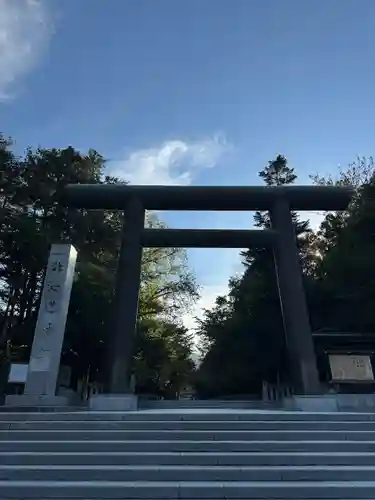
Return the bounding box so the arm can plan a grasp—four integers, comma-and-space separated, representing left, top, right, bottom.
24, 244, 77, 397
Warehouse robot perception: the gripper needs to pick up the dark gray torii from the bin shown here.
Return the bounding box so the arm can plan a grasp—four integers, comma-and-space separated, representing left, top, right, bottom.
61, 184, 353, 396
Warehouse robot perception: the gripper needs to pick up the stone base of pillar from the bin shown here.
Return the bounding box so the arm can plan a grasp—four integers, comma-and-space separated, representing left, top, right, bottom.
5, 394, 76, 407
89, 394, 138, 411
284, 394, 375, 412
283, 395, 338, 412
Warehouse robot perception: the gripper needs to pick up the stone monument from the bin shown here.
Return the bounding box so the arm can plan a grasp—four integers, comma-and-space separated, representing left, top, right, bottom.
6, 244, 77, 406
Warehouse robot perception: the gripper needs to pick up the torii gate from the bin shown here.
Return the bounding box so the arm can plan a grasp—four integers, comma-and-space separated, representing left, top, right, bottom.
61, 184, 353, 407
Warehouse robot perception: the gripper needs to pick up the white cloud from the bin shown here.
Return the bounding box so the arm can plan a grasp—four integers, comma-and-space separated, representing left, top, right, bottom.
109, 134, 230, 185
0, 0, 52, 100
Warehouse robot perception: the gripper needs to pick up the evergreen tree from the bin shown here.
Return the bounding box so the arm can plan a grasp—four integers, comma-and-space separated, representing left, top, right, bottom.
0, 134, 198, 397
195, 155, 315, 397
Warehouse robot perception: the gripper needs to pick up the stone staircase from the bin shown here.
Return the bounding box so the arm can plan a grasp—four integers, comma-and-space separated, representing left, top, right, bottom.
2, 408, 375, 498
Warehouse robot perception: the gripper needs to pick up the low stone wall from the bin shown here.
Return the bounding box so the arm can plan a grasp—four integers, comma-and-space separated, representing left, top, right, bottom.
284, 393, 375, 412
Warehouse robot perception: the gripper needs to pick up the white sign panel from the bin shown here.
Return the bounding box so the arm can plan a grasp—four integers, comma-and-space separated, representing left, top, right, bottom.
329, 354, 374, 381
8, 364, 28, 383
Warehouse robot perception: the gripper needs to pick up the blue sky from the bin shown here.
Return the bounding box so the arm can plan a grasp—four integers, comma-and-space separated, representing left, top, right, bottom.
2, 0, 375, 328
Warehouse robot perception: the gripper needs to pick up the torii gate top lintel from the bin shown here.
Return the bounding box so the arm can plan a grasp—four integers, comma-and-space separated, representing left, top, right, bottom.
61, 184, 354, 212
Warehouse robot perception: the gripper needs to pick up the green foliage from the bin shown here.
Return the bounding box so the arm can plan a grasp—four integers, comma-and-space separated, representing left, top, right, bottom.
4, 131, 375, 400
195, 154, 375, 397
195, 155, 303, 397
0, 133, 197, 396
311, 159, 375, 333
135, 318, 195, 398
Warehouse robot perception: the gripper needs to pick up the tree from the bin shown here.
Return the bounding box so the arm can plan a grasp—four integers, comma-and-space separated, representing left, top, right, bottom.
0, 134, 198, 397
239, 155, 313, 384
140, 213, 198, 319
135, 318, 195, 398
194, 155, 315, 397
310, 158, 375, 333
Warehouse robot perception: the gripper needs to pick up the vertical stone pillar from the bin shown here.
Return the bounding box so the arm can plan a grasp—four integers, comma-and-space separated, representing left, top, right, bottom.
108, 197, 145, 394
7, 244, 77, 406
269, 197, 319, 395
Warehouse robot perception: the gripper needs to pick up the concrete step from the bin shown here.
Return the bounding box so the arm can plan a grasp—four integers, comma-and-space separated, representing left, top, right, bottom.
2, 464, 375, 482
5, 451, 375, 466
4, 419, 375, 431
138, 400, 279, 409
3, 410, 375, 421
2, 439, 375, 452
5, 451, 375, 467
2, 409, 375, 499
1, 479, 375, 498
0, 406, 86, 413
2, 429, 375, 441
